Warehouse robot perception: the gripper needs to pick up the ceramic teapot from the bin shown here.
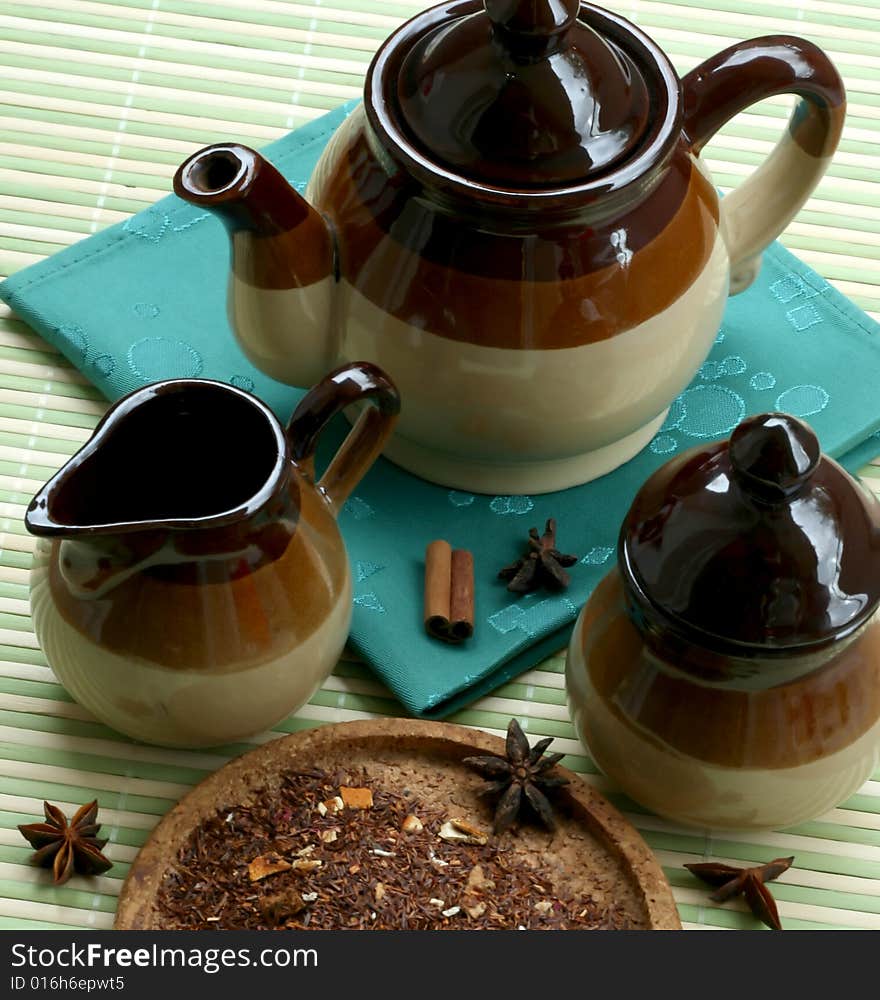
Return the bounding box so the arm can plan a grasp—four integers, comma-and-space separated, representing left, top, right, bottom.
173, 1, 844, 495
565, 413, 880, 831
24, 363, 399, 748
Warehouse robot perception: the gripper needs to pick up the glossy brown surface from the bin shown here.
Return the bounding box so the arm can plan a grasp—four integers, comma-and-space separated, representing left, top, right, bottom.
44, 482, 344, 672
369, 2, 680, 207
312, 113, 719, 347
25, 380, 295, 552
397, 0, 650, 186
170, 4, 845, 492
287, 361, 400, 509
622, 413, 880, 652
25, 365, 400, 671
174, 144, 333, 289
578, 569, 880, 770
682, 36, 846, 159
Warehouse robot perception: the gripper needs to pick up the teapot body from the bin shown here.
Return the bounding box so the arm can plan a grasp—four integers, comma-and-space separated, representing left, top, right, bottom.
565, 568, 880, 831
29, 481, 352, 748
285, 106, 728, 494
178, 3, 844, 495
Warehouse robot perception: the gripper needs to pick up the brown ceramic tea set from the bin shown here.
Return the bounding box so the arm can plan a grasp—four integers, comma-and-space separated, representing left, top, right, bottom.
23, 2, 880, 833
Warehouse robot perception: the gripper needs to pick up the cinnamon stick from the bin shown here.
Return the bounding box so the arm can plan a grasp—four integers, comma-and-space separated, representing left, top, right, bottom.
449, 549, 475, 642
424, 540, 475, 644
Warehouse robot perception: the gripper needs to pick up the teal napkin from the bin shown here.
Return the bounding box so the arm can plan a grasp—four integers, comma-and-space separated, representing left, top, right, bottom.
3, 102, 880, 718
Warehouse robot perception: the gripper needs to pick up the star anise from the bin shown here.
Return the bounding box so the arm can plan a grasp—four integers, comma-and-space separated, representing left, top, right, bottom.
684, 856, 794, 930
18, 800, 113, 885
498, 518, 578, 593
463, 718, 569, 835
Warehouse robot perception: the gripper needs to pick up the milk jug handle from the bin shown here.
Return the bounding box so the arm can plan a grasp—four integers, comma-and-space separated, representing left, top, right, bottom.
681, 35, 845, 294
286, 362, 400, 514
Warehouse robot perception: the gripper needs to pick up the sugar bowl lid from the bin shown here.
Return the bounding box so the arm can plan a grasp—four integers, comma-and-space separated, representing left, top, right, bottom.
621, 413, 880, 652
395, 0, 656, 187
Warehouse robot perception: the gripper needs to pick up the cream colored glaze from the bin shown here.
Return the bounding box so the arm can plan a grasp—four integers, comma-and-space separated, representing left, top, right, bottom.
30, 552, 352, 749
722, 137, 834, 293
229, 271, 338, 390
565, 610, 880, 831
232, 232, 729, 493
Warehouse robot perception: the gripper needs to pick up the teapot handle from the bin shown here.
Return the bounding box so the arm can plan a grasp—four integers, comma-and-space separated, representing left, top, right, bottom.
681, 36, 845, 294
286, 361, 400, 514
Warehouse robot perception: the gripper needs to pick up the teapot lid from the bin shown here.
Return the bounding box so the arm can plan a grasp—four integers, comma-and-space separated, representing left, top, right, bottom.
395, 0, 656, 187
621, 413, 880, 653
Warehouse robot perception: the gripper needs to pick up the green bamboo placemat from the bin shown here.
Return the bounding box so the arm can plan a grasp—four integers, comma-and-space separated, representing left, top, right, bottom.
1, 0, 879, 932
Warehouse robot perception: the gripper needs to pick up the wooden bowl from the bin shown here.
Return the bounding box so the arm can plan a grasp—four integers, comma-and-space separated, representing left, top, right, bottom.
115, 719, 680, 930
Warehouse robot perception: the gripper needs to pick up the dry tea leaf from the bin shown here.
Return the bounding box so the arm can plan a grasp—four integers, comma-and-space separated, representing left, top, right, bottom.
340, 786, 374, 809
154, 766, 641, 931
247, 852, 291, 882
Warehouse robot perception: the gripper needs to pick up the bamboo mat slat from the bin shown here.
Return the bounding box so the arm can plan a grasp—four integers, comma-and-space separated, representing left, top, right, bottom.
0, 0, 879, 932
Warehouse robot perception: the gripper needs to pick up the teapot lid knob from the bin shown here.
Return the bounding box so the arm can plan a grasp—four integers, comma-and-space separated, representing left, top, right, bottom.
729, 412, 821, 501
395, 0, 653, 187
485, 0, 579, 52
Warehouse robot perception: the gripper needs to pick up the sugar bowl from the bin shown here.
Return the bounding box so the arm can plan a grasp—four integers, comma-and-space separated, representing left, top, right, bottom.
565, 413, 880, 830
25, 363, 399, 748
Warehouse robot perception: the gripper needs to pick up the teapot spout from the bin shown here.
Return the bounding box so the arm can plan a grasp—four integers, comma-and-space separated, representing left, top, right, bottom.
174, 143, 338, 388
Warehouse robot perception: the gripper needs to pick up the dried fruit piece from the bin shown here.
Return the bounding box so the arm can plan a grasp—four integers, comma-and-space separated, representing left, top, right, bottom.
259, 889, 305, 925
438, 818, 489, 846
340, 786, 374, 809
291, 859, 322, 874
465, 864, 487, 891
248, 852, 291, 882
401, 814, 423, 833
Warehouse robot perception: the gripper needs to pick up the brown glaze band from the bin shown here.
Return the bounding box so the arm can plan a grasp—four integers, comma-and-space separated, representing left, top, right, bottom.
23, 378, 350, 672
682, 36, 846, 159
174, 144, 334, 290
33, 365, 401, 672
46, 483, 347, 672
308, 122, 719, 348
580, 571, 880, 770
287, 361, 400, 509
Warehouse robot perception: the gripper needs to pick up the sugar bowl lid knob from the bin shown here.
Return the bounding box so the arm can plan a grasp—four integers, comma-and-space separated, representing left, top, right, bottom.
729, 412, 821, 501
621, 411, 880, 651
